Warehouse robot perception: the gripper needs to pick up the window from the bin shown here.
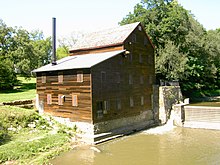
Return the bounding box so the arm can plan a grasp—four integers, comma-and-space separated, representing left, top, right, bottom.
132, 33, 136, 43
129, 53, 133, 62
129, 74, 133, 85
72, 94, 78, 107
58, 94, 64, 105
101, 71, 106, 83
149, 75, 153, 85
97, 101, 103, 110
97, 110, 103, 119
144, 38, 148, 46
130, 97, 134, 107
141, 96, 144, 106
47, 94, 52, 105
103, 101, 110, 110
103, 100, 110, 114
77, 71, 83, 82
96, 101, 103, 119
116, 99, 121, 110
140, 76, 144, 84
42, 73, 46, 83
138, 25, 142, 31
58, 72, 63, 83
116, 72, 120, 84
139, 54, 143, 63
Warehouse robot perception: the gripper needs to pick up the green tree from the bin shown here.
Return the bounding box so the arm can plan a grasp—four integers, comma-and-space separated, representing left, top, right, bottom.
13, 29, 52, 77
156, 41, 188, 80
0, 20, 17, 89
56, 46, 69, 60
120, 0, 220, 93
0, 19, 52, 89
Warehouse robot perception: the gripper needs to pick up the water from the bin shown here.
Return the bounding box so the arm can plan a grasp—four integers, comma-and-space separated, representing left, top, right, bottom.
51, 115, 220, 165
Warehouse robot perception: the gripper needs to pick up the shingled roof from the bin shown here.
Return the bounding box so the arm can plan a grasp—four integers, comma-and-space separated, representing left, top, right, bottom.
70, 22, 140, 52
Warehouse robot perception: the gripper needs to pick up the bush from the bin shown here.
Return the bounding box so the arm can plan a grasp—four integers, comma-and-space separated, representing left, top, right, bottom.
0, 106, 50, 131
0, 122, 10, 145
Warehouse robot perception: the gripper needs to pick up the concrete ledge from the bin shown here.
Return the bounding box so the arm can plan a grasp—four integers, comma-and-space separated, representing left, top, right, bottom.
184, 121, 220, 130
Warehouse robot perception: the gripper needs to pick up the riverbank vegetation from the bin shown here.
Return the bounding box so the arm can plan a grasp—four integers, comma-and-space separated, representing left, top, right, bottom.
0, 106, 74, 164
120, 0, 220, 95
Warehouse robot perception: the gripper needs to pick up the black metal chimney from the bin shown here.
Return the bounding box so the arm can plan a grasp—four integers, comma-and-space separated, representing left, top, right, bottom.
52, 17, 57, 65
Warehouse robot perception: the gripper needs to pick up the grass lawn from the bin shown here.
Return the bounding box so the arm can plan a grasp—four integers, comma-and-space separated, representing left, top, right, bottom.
0, 106, 73, 165
0, 77, 36, 103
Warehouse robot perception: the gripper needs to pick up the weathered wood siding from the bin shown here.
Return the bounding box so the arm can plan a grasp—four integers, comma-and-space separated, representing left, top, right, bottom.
69, 45, 123, 56
91, 25, 155, 123
36, 69, 92, 123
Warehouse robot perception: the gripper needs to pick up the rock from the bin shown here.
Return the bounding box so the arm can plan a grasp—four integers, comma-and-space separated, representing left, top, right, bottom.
90, 146, 101, 153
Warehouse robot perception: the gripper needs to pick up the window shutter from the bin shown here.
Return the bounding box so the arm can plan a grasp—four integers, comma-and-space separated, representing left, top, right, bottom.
77, 71, 83, 82
58, 72, 63, 83
42, 73, 46, 83
72, 94, 78, 107
47, 94, 52, 105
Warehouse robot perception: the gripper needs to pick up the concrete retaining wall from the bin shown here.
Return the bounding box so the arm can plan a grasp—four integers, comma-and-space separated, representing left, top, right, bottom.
173, 105, 220, 130
183, 106, 220, 130
159, 86, 183, 124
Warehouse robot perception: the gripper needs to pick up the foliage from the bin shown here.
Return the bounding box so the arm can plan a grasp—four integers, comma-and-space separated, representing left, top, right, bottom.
0, 76, 36, 102
0, 106, 49, 130
0, 106, 72, 164
56, 46, 69, 60
0, 132, 70, 164
0, 19, 52, 90
156, 41, 188, 80
120, 0, 220, 93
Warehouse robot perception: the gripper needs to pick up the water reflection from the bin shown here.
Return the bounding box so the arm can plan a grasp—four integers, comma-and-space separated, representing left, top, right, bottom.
51, 128, 220, 165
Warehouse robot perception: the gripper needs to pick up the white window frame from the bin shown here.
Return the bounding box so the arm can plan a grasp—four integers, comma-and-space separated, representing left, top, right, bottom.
77, 71, 83, 82
138, 25, 142, 31
72, 94, 78, 107
58, 94, 64, 105
58, 72, 63, 83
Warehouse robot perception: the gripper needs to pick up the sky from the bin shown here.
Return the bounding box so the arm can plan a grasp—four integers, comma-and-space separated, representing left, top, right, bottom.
0, 0, 220, 39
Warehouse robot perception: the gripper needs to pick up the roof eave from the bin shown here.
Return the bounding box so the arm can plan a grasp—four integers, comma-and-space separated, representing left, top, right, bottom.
69, 42, 124, 53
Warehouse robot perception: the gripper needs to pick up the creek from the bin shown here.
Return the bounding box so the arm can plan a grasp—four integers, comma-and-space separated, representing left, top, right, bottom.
51, 111, 220, 165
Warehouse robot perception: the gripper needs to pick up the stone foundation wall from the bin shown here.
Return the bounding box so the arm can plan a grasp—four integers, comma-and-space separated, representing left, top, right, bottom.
94, 110, 155, 134
159, 86, 183, 124
50, 109, 155, 144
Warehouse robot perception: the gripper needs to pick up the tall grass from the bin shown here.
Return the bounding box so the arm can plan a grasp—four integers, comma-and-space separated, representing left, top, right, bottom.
0, 106, 71, 164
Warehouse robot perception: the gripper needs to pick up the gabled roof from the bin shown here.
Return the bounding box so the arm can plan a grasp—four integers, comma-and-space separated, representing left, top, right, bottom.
32, 50, 125, 73
70, 22, 140, 52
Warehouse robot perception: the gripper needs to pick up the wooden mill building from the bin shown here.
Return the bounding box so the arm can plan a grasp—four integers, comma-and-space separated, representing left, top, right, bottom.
33, 22, 157, 143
